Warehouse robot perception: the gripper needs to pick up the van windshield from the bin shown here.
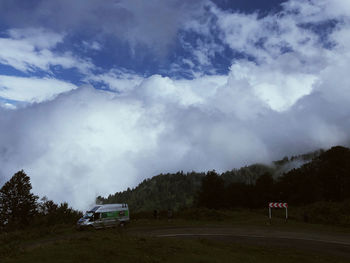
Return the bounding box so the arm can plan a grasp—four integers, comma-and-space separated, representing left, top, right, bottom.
83, 212, 94, 219
90, 206, 101, 212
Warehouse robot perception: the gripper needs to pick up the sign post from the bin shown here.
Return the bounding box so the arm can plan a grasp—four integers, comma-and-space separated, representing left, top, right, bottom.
268, 202, 288, 223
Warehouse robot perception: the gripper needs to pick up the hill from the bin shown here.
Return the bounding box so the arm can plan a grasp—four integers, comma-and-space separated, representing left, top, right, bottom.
97, 171, 204, 212
276, 146, 350, 205
96, 146, 350, 212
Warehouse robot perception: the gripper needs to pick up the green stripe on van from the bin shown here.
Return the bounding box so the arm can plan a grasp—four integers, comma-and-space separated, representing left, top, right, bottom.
101, 211, 118, 218
101, 210, 128, 219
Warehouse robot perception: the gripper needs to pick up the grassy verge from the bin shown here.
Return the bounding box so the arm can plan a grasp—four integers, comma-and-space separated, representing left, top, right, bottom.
1, 228, 348, 263
0, 224, 76, 258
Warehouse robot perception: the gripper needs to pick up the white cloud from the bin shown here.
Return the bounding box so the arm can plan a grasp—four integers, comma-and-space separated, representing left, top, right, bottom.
81, 41, 102, 51
89, 71, 228, 107
0, 28, 94, 74
86, 69, 144, 93
282, 0, 350, 21
0, 102, 16, 110
214, 5, 322, 64
0, 28, 94, 106
0, 87, 165, 209
0, 75, 78, 104
229, 61, 317, 112
132, 74, 221, 107
7, 28, 64, 49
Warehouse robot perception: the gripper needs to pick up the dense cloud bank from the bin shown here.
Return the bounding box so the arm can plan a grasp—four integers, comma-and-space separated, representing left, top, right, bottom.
0, 0, 350, 209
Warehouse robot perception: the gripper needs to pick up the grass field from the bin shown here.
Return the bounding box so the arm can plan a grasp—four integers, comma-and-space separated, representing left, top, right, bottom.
1, 209, 350, 263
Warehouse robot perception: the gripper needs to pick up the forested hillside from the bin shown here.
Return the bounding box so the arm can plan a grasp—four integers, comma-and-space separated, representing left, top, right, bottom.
275, 146, 350, 204
97, 148, 325, 212
97, 172, 204, 212
196, 146, 350, 210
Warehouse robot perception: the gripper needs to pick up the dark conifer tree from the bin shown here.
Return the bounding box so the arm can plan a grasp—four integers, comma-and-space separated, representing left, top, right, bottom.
254, 172, 274, 207
197, 170, 225, 209
0, 170, 38, 229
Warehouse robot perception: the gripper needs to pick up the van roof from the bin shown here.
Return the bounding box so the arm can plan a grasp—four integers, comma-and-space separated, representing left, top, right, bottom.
92, 204, 128, 213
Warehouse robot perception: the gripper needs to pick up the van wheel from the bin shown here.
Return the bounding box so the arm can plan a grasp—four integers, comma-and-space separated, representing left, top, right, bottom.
119, 222, 125, 227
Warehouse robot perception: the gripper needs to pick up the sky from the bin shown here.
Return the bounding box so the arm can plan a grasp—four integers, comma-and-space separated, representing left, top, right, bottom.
0, 0, 350, 209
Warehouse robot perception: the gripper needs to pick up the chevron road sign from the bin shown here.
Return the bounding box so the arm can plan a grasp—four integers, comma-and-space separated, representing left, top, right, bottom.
269, 202, 288, 208
268, 202, 288, 222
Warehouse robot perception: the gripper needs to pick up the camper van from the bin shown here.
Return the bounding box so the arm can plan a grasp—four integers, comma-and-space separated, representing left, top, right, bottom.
77, 204, 129, 230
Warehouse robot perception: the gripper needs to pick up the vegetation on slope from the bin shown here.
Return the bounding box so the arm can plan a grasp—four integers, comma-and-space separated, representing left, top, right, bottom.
97, 146, 350, 227
97, 148, 326, 212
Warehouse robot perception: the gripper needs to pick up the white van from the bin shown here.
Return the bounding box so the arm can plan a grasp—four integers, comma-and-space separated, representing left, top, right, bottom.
77, 204, 129, 230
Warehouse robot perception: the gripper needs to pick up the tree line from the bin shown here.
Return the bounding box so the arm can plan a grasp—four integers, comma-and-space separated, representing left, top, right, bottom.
97, 171, 205, 212
0, 170, 81, 231
99, 146, 350, 211
198, 146, 350, 209
97, 163, 283, 211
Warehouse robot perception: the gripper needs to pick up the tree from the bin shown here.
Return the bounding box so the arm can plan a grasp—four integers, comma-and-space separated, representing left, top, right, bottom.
36, 196, 82, 226
225, 182, 252, 208
253, 172, 274, 207
0, 170, 38, 229
197, 171, 225, 209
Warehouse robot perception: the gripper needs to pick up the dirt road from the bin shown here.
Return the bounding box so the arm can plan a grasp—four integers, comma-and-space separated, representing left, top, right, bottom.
128, 225, 350, 258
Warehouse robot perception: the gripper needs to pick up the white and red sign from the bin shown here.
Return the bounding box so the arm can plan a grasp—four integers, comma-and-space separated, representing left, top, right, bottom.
269, 202, 288, 208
